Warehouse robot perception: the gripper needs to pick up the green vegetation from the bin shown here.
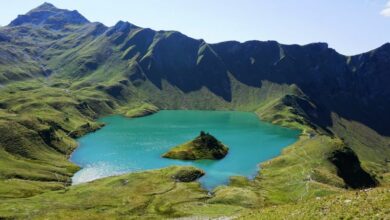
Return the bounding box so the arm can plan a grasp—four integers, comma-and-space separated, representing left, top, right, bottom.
0, 2, 389, 219
119, 102, 159, 118
0, 166, 241, 219
240, 186, 390, 219
1, 77, 387, 218
163, 131, 229, 160
0, 80, 112, 198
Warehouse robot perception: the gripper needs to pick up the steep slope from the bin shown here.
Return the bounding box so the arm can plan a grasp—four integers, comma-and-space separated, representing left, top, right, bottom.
0, 3, 102, 84
212, 40, 390, 136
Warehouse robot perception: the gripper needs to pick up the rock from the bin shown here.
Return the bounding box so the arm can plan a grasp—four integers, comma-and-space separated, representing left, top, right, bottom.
172, 167, 205, 182
344, 199, 352, 204
162, 131, 229, 160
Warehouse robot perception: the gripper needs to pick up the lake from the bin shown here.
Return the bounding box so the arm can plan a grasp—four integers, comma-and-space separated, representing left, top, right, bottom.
71, 110, 299, 189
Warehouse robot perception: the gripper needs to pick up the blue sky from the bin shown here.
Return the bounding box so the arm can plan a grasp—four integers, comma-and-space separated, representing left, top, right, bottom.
0, 0, 389, 55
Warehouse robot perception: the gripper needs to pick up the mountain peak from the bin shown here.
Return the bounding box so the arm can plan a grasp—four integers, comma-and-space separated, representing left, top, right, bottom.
9, 2, 89, 29
34, 2, 57, 11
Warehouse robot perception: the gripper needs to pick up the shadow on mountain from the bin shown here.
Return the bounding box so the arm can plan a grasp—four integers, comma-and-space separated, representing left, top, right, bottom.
329, 147, 378, 189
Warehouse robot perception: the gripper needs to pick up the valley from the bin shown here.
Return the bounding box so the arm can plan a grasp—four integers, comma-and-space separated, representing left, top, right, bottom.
0, 3, 389, 219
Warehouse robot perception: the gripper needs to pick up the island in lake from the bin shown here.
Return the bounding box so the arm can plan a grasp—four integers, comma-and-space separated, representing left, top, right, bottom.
162, 131, 229, 160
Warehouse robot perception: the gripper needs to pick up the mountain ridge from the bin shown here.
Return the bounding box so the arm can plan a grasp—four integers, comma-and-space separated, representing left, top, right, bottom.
0, 3, 389, 137
7, 3, 388, 55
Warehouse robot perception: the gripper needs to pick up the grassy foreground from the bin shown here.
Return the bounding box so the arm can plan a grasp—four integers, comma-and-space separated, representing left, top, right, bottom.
241, 185, 390, 219
1, 166, 388, 219
0, 166, 245, 219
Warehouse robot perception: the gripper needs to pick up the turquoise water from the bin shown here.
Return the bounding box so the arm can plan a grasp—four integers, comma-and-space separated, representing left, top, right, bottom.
71, 110, 299, 189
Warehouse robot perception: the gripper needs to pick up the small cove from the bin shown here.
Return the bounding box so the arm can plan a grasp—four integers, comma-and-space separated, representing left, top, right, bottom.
71, 110, 299, 189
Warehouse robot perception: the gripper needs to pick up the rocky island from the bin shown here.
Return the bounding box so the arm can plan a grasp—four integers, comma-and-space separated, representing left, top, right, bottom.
162, 131, 229, 160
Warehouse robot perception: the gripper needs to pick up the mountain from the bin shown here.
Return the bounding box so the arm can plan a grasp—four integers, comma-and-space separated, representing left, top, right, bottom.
5, 3, 388, 136
9, 2, 89, 28
0, 3, 389, 219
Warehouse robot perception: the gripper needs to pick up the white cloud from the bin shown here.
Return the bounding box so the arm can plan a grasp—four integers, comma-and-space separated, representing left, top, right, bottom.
381, 1, 390, 17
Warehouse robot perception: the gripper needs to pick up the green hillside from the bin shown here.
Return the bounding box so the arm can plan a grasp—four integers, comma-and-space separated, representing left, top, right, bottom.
0, 3, 389, 219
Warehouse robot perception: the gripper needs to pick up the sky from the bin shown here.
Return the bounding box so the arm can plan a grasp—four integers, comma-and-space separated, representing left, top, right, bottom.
0, 0, 389, 55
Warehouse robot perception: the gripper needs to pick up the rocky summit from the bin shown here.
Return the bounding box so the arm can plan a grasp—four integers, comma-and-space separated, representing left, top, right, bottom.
9, 2, 89, 29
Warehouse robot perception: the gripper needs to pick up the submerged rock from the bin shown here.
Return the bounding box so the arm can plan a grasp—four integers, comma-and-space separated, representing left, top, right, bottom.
162, 131, 229, 160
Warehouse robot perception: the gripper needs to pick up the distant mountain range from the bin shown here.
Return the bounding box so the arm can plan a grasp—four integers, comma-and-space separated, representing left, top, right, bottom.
1, 3, 389, 136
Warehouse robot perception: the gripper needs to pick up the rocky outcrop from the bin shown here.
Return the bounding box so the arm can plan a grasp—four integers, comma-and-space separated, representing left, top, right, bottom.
171, 167, 205, 182
162, 131, 229, 160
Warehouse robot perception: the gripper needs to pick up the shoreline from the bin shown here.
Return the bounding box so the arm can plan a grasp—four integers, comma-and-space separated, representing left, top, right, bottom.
68, 109, 301, 191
